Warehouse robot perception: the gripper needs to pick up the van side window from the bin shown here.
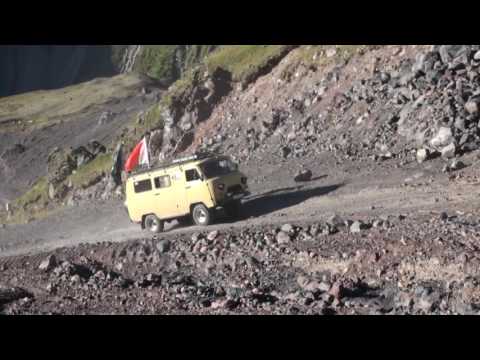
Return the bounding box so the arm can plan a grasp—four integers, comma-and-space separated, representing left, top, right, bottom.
134, 179, 152, 193
154, 175, 171, 189
185, 169, 201, 182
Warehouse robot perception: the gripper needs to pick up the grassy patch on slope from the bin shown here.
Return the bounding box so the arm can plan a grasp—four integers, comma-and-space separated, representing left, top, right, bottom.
0, 154, 113, 224
134, 46, 178, 83
0, 73, 149, 131
205, 45, 291, 83
69, 153, 112, 189
0, 177, 50, 224
134, 45, 217, 85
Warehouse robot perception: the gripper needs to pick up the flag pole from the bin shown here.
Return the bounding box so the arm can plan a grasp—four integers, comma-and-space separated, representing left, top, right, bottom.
146, 133, 151, 170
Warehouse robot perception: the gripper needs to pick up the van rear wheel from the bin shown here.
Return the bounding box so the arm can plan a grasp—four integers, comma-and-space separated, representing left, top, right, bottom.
192, 204, 212, 226
144, 214, 164, 233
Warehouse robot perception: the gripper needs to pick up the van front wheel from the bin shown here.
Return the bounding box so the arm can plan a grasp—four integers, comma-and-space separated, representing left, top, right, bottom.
192, 204, 212, 226
144, 214, 164, 233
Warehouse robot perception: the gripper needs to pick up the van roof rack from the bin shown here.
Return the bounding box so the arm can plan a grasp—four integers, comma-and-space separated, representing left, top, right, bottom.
128, 151, 223, 177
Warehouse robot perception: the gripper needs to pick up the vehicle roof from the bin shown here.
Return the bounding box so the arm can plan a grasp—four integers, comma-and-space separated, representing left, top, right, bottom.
127, 155, 227, 180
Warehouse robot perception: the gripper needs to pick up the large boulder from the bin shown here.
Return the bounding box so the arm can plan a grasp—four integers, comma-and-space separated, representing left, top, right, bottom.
71, 146, 94, 168
430, 127, 453, 148
46, 147, 76, 186
294, 168, 313, 183
441, 143, 456, 159
465, 100, 479, 115
86, 141, 106, 156
416, 148, 430, 164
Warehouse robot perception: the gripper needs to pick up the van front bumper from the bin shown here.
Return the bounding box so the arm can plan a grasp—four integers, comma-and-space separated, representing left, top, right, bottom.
222, 191, 250, 203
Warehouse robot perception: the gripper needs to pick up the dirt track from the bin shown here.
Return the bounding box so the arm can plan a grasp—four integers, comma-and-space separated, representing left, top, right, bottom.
1, 150, 477, 258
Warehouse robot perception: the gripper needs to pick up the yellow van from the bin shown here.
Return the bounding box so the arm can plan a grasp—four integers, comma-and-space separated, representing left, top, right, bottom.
124, 153, 249, 233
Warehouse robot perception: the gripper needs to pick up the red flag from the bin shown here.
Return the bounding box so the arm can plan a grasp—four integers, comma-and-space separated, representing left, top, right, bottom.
124, 137, 150, 172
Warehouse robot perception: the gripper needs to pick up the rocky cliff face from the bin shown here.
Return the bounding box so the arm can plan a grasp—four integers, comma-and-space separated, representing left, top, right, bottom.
0, 45, 219, 98
0, 46, 118, 97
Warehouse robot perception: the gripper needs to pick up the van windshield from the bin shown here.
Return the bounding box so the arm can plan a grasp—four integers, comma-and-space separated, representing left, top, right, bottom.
200, 158, 238, 179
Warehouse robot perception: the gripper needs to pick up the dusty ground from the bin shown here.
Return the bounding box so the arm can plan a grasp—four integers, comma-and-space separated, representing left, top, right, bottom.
2, 149, 477, 257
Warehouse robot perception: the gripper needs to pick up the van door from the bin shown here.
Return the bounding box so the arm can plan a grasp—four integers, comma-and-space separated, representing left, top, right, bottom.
183, 166, 214, 211
152, 172, 184, 219
130, 177, 155, 221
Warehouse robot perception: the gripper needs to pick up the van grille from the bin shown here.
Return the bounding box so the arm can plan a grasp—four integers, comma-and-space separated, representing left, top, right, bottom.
228, 185, 243, 194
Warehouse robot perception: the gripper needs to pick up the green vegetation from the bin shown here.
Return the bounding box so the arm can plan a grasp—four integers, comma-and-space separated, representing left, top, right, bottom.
294, 45, 367, 64
135, 45, 178, 83
14, 177, 49, 210
0, 154, 113, 225
0, 73, 149, 131
183, 45, 217, 69
160, 67, 201, 108
158, 45, 294, 110
205, 45, 291, 83
0, 177, 50, 224
69, 153, 112, 189
134, 45, 217, 85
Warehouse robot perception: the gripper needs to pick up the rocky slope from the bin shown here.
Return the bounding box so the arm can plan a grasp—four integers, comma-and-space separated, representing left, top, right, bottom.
183, 45, 480, 171
2, 201, 480, 315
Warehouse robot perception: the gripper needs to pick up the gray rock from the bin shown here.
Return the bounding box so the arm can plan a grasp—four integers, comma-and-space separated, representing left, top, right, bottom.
430, 127, 453, 148
350, 221, 368, 233
281, 224, 294, 233
454, 117, 466, 130
445, 159, 465, 172
441, 143, 456, 159
191, 233, 202, 242
440, 212, 449, 221
474, 51, 480, 61
380, 72, 391, 84
450, 159, 465, 171
416, 148, 429, 164
326, 48, 337, 58
372, 219, 384, 228
207, 231, 219, 241
438, 45, 465, 65
322, 223, 337, 235
0, 286, 33, 305
412, 54, 427, 74
416, 294, 435, 313
328, 281, 345, 300
318, 282, 331, 292
39, 255, 57, 271
156, 240, 171, 254
465, 100, 479, 115
294, 169, 313, 182
276, 231, 291, 244
281, 146, 291, 158
328, 214, 345, 228
70, 275, 81, 284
